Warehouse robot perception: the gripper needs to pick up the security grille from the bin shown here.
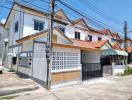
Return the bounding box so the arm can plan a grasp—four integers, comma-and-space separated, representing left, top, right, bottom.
52, 50, 81, 72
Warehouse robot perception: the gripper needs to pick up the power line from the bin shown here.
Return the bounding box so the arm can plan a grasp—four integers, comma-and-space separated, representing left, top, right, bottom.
84, 0, 132, 31
21, 0, 123, 34
0, 5, 50, 19
57, 0, 123, 33
2, 0, 125, 38
78, 0, 123, 26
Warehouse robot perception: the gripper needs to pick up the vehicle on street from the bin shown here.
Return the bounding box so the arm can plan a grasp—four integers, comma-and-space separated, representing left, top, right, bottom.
0, 65, 3, 73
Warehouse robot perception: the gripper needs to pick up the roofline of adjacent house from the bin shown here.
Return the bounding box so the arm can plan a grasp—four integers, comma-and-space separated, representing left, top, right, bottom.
34, 41, 101, 51
16, 27, 73, 43
71, 18, 89, 29
53, 42, 101, 51
112, 42, 122, 50
0, 22, 4, 26
54, 9, 71, 23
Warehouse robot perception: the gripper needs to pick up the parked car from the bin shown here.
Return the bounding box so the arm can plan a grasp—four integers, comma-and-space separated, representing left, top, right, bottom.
0, 65, 3, 74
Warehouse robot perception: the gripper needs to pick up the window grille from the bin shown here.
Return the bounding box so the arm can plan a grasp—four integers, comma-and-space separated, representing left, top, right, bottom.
52, 50, 81, 72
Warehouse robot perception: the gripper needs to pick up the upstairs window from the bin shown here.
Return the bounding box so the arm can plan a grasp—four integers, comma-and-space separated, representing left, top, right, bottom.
87, 35, 92, 41
98, 37, 102, 41
75, 31, 80, 40
34, 20, 44, 31
59, 27, 65, 33
15, 21, 19, 33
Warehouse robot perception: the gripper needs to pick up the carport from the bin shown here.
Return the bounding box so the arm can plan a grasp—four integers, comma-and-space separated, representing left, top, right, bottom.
101, 49, 128, 75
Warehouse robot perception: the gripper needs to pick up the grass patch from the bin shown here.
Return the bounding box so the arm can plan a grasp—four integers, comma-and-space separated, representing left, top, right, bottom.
0, 95, 18, 100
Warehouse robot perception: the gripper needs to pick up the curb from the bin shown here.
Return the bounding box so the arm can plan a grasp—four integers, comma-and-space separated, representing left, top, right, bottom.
0, 85, 39, 96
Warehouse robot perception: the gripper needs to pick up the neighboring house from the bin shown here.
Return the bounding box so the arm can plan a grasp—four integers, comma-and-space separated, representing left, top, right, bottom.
66, 18, 104, 42
0, 23, 4, 65
0, 23, 8, 65
118, 38, 132, 64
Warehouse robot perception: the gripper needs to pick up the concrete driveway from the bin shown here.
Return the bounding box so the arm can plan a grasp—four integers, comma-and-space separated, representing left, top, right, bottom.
0, 68, 39, 96
12, 75, 132, 100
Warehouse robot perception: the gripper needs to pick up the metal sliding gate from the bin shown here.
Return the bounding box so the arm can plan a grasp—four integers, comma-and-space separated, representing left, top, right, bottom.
82, 63, 102, 81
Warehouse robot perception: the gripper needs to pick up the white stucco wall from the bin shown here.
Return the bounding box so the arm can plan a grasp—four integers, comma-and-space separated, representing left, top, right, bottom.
23, 13, 48, 37
22, 40, 33, 52
65, 25, 103, 41
0, 24, 6, 64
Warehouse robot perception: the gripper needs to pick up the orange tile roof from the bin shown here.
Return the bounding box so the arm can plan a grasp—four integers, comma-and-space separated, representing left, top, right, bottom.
71, 39, 108, 49
100, 29, 110, 35
127, 46, 132, 53
112, 42, 122, 50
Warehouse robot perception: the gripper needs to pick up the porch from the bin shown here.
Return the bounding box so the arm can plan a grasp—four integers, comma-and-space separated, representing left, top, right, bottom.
101, 49, 128, 75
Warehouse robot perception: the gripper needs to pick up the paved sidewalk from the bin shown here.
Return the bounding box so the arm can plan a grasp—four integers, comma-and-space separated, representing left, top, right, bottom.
0, 68, 39, 96
12, 75, 132, 100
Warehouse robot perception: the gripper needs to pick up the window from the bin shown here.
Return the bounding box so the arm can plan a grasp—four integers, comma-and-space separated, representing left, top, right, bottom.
75, 31, 80, 39
15, 21, 19, 33
34, 20, 44, 31
87, 35, 92, 41
59, 27, 65, 33
98, 37, 102, 41
12, 57, 17, 65
52, 51, 80, 72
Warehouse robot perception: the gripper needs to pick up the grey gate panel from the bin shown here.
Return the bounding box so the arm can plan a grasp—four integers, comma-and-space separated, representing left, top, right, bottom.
82, 63, 102, 81
33, 43, 47, 84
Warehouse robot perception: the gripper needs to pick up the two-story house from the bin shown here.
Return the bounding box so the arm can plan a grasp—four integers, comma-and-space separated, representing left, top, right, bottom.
118, 38, 132, 64
4, 2, 128, 88
0, 22, 8, 66
99, 29, 128, 75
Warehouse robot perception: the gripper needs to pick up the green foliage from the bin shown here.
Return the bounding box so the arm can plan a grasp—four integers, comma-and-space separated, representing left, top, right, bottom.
0, 95, 18, 100
124, 67, 132, 75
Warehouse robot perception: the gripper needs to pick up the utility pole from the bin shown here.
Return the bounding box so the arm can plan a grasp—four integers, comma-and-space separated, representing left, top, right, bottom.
124, 21, 128, 67
124, 21, 127, 52
46, 0, 55, 90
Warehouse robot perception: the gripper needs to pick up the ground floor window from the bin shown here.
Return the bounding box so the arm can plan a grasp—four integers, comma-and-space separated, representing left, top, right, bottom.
52, 50, 81, 72
12, 57, 17, 65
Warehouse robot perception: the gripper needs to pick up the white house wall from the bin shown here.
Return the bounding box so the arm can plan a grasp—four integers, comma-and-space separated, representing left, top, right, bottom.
0, 25, 6, 64
23, 13, 48, 37
65, 25, 103, 41
22, 40, 33, 52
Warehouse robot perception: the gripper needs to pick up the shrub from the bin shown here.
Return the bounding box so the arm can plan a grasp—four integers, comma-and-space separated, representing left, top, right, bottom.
124, 67, 132, 75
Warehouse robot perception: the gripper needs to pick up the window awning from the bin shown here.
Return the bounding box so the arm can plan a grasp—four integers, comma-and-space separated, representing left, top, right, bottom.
101, 49, 128, 56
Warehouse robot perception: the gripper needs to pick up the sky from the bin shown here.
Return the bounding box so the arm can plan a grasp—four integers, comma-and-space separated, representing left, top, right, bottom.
0, 0, 132, 38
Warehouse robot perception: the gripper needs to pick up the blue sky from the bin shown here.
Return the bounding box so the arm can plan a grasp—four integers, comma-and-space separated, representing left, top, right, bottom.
0, 0, 132, 38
